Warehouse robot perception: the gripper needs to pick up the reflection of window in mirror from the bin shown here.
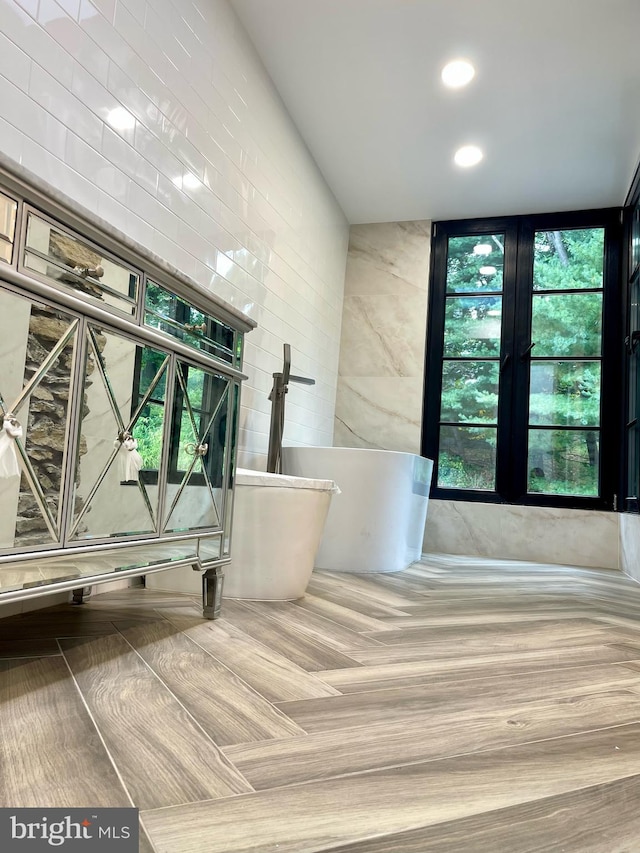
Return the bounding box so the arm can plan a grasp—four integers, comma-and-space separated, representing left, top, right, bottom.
130, 346, 168, 486
169, 363, 228, 488
130, 346, 229, 491
144, 281, 235, 362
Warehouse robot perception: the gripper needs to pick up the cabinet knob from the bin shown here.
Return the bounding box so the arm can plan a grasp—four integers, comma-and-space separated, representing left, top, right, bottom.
73, 264, 104, 279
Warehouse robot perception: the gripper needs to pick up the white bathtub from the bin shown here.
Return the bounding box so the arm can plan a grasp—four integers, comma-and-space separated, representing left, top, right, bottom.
223, 468, 339, 600
282, 447, 433, 573
147, 468, 338, 600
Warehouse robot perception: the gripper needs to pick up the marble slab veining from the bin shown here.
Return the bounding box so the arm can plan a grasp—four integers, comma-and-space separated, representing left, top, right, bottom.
334, 220, 430, 454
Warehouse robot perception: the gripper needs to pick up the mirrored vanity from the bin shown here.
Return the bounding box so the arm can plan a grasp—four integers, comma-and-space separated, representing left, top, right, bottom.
0, 161, 255, 618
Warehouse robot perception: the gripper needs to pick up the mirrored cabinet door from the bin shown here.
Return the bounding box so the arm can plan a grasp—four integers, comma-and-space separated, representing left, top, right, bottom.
23, 212, 140, 316
0, 191, 17, 264
0, 285, 78, 552
144, 280, 236, 365
71, 324, 170, 541
163, 359, 230, 533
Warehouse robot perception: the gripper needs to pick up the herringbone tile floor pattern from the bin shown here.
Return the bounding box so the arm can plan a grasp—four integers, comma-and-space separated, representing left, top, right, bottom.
3, 554, 640, 851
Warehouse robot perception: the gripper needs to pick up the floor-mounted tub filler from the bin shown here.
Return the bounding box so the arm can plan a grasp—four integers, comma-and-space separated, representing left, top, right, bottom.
282, 447, 433, 573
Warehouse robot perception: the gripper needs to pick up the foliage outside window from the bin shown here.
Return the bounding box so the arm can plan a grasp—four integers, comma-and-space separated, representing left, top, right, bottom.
423, 210, 621, 510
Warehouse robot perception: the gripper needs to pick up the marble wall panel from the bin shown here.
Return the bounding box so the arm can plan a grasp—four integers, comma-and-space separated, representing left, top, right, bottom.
335, 377, 424, 450
424, 499, 620, 570
620, 512, 640, 581
334, 220, 431, 453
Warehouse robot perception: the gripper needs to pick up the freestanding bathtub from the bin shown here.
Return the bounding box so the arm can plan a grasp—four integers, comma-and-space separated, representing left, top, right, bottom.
282, 447, 433, 573
223, 468, 339, 600
146, 468, 339, 600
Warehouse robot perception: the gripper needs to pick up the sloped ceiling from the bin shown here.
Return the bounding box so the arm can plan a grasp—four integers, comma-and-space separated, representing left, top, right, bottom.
230, 0, 640, 223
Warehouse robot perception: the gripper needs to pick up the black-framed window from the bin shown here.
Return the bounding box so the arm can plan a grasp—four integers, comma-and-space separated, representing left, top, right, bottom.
422, 208, 622, 510
623, 164, 640, 512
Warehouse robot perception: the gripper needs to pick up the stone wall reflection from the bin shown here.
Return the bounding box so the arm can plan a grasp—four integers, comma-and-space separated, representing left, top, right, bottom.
15, 307, 76, 546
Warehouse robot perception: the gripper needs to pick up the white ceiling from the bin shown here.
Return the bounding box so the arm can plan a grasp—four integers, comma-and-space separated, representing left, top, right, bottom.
230, 0, 640, 224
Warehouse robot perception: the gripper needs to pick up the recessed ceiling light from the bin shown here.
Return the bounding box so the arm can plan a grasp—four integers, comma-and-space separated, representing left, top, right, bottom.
473, 244, 492, 255
106, 106, 136, 131
479, 266, 497, 275
454, 145, 483, 167
441, 59, 475, 88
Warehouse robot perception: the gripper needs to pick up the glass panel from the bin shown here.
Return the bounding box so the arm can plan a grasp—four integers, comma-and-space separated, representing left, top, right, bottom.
528, 429, 599, 496
628, 274, 640, 504
437, 426, 497, 491
446, 235, 505, 293
133, 400, 165, 474
129, 346, 168, 479
533, 228, 605, 291
529, 361, 601, 427
444, 296, 502, 357
137, 346, 168, 402
200, 379, 229, 492
0, 289, 77, 551
223, 382, 240, 555
531, 292, 602, 357
628, 423, 639, 507
440, 361, 499, 423
71, 327, 168, 540
0, 191, 17, 263
163, 360, 229, 533
632, 205, 640, 273
199, 536, 222, 562
0, 540, 200, 595
24, 213, 139, 315
164, 458, 219, 532
144, 281, 235, 364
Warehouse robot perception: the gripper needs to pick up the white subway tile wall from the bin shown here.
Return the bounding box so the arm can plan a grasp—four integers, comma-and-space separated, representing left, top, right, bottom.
0, 0, 349, 467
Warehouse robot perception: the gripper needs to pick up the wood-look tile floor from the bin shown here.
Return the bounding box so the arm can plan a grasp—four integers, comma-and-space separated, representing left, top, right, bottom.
3, 554, 640, 851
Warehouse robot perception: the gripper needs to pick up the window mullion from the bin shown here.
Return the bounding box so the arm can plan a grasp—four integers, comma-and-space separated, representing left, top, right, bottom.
503, 218, 535, 502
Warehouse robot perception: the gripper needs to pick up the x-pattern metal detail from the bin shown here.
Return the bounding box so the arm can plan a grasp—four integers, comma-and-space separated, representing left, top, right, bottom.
0, 317, 79, 541
70, 328, 170, 537
162, 364, 229, 531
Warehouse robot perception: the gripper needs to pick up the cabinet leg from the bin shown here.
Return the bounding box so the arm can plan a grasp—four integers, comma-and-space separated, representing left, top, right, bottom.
202, 566, 224, 620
